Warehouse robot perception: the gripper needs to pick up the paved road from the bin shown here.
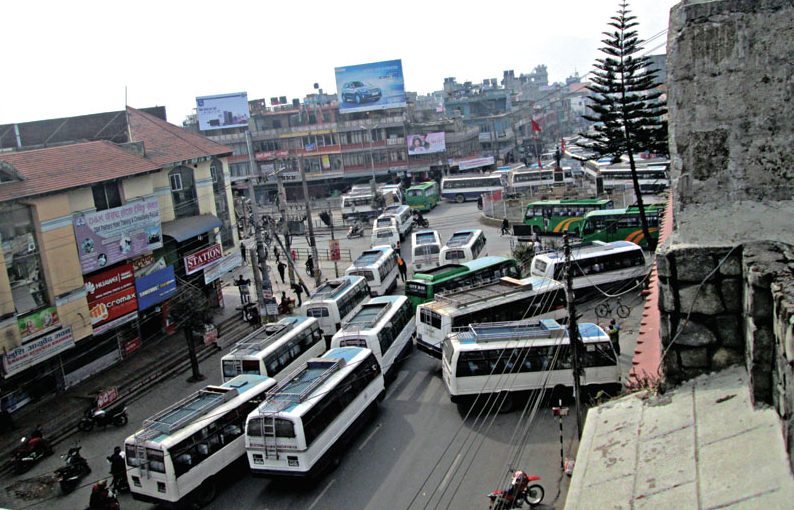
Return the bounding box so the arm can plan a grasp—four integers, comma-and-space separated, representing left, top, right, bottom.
0, 200, 646, 510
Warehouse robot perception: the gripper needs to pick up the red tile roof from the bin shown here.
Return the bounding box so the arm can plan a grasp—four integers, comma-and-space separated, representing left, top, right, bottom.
0, 140, 160, 203
127, 107, 232, 167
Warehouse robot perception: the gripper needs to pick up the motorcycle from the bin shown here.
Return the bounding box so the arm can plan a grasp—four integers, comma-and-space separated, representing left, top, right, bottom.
347, 224, 364, 239
414, 216, 430, 229
12, 430, 53, 474
78, 403, 128, 432
55, 446, 91, 494
487, 470, 544, 509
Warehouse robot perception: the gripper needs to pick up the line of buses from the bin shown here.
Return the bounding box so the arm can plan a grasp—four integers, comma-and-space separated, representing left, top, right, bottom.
122, 230, 645, 508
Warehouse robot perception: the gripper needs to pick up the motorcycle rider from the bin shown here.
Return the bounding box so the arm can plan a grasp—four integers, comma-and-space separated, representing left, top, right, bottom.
414, 211, 427, 228
27, 424, 45, 451
89, 480, 112, 509
107, 446, 127, 492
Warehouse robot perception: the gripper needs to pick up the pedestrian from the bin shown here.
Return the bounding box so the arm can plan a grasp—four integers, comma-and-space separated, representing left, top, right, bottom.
396, 254, 407, 282
291, 281, 304, 306
306, 254, 315, 277
501, 217, 510, 236
262, 244, 269, 261
274, 245, 280, 261
290, 248, 297, 262
277, 261, 286, 284
240, 245, 248, 265
107, 446, 126, 491
608, 319, 621, 356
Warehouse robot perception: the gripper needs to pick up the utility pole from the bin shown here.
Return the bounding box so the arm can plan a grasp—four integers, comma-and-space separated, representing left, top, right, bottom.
245, 131, 276, 320
298, 155, 321, 286
276, 159, 295, 285
563, 233, 584, 439
327, 208, 339, 277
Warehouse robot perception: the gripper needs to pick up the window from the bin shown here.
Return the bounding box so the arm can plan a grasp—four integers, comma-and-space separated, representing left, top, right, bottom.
306, 307, 329, 318
91, 182, 122, 211
169, 167, 199, 218
420, 309, 442, 329
0, 204, 48, 315
170, 173, 183, 191
445, 250, 465, 261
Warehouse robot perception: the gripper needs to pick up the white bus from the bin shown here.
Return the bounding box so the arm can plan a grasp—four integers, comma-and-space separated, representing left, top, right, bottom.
442, 320, 621, 411
370, 224, 401, 250
377, 204, 414, 239
583, 160, 670, 194
220, 316, 325, 382
331, 295, 415, 377
126, 374, 276, 508
340, 189, 397, 221
439, 229, 487, 264
441, 174, 504, 203
345, 246, 399, 296
245, 347, 384, 477
301, 276, 371, 344
509, 168, 573, 193
411, 229, 442, 272
530, 240, 647, 298
415, 276, 566, 358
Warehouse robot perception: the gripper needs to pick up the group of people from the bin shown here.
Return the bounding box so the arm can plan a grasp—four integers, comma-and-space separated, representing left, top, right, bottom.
87, 446, 126, 509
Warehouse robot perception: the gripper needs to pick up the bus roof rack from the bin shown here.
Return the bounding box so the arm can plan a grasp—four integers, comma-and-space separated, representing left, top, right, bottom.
261, 357, 345, 412
231, 317, 299, 355
457, 319, 564, 343
137, 384, 239, 439
342, 302, 390, 329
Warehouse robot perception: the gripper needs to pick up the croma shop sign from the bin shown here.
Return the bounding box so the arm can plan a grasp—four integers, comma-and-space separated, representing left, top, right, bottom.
184, 243, 223, 275
85, 263, 138, 334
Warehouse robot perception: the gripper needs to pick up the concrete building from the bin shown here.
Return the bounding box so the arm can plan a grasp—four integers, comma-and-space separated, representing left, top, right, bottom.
0, 108, 236, 412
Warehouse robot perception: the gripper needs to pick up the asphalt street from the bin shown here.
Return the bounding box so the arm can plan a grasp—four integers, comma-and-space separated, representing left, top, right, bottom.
0, 200, 646, 510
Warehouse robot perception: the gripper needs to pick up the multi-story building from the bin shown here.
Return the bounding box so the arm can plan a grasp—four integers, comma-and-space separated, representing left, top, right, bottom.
0, 107, 236, 411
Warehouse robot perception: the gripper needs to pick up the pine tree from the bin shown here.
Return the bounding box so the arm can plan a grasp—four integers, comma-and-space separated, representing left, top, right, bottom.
581, 1, 668, 251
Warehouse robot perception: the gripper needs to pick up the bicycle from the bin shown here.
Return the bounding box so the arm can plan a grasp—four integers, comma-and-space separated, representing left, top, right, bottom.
595, 297, 630, 319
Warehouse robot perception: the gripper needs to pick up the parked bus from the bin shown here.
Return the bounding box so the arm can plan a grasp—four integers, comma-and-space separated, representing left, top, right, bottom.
442, 320, 621, 411
530, 240, 647, 298
221, 316, 325, 382
345, 246, 399, 296
245, 347, 384, 477
125, 374, 276, 508
513, 199, 614, 237
405, 256, 521, 309
583, 159, 670, 194
439, 229, 487, 264
440, 174, 504, 203
370, 223, 400, 250
579, 205, 664, 247
377, 204, 414, 239
415, 276, 566, 358
331, 295, 415, 377
411, 229, 442, 272
301, 276, 371, 344
406, 181, 440, 212
508, 168, 573, 193
340, 189, 397, 221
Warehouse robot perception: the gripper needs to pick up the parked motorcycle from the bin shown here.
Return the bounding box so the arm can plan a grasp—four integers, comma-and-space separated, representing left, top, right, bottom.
487, 470, 544, 509
78, 403, 128, 432
55, 446, 91, 494
347, 224, 364, 239
12, 429, 53, 474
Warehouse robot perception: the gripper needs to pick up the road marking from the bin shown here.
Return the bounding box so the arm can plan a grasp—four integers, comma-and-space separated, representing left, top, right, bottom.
358, 422, 382, 451
394, 371, 425, 401
418, 380, 442, 403
308, 478, 335, 510
386, 370, 410, 399
438, 453, 462, 494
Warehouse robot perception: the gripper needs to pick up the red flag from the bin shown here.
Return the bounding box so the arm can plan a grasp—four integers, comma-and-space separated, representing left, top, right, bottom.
531, 119, 541, 133
561, 139, 566, 153
538, 157, 543, 169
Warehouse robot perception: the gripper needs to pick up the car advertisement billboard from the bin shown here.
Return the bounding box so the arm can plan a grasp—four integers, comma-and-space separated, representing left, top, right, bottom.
407, 132, 446, 156
84, 263, 138, 334
335, 59, 406, 114
196, 92, 250, 131
135, 265, 177, 311
73, 196, 163, 275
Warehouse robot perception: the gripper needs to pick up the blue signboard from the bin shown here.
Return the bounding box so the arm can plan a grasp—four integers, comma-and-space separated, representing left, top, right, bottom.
334, 59, 407, 114
135, 266, 177, 311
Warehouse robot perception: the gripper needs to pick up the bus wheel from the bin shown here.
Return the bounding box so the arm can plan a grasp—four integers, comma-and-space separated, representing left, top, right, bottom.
193, 478, 217, 507
455, 194, 465, 203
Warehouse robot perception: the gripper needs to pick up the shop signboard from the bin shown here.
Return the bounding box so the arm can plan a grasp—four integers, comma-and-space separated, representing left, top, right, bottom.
2, 327, 74, 377
17, 307, 60, 339
73, 197, 163, 274
203, 251, 243, 285
135, 265, 177, 311
184, 243, 223, 275
85, 263, 138, 334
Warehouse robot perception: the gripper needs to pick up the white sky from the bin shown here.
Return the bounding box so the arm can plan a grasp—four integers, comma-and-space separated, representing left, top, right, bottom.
0, 0, 679, 125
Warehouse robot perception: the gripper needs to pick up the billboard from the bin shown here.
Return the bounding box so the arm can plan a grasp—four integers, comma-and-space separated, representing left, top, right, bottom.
335, 59, 406, 114
73, 196, 163, 275
407, 132, 446, 156
18, 307, 60, 339
196, 92, 250, 131
135, 265, 177, 310
85, 263, 138, 334
184, 243, 223, 275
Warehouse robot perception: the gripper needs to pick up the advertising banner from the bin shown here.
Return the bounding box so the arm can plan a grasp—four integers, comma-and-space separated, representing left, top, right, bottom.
2, 327, 74, 377
73, 197, 162, 275
203, 251, 243, 285
85, 263, 138, 333
196, 92, 250, 131
135, 265, 177, 311
407, 132, 446, 156
17, 307, 60, 339
457, 156, 496, 171
335, 59, 406, 114
184, 243, 223, 275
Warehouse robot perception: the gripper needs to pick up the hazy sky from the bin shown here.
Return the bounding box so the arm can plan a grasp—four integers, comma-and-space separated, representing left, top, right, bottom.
0, 0, 679, 125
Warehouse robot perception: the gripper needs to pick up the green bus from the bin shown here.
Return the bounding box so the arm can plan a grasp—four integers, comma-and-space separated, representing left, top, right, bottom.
580, 204, 664, 248
406, 182, 440, 212
405, 256, 521, 308
514, 199, 614, 237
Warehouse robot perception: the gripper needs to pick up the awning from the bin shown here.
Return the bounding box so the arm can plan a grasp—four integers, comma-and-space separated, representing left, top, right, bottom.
161, 215, 222, 242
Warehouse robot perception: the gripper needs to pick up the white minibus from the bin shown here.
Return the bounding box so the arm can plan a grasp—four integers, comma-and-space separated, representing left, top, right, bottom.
370, 224, 400, 250
301, 276, 371, 344
378, 204, 414, 240
411, 229, 442, 272
345, 246, 399, 296
439, 229, 487, 264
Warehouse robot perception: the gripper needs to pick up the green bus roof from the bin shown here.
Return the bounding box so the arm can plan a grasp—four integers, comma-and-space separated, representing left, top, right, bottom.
585, 204, 664, 218
411, 256, 511, 283
407, 182, 437, 191
527, 199, 613, 206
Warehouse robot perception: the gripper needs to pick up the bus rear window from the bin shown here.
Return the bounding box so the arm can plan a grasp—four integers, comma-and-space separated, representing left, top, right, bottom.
306, 307, 329, 318
533, 260, 547, 273
415, 245, 439, 256
445, 250, 465, 261
222, 360, 239, 379
349, 270, 374, 281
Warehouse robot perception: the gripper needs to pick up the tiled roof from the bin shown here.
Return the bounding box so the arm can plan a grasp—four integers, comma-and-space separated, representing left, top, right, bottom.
0, 140, 160, 203
127, 107, 232, 167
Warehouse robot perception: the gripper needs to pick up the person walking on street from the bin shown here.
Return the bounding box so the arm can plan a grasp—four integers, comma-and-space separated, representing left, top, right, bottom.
277, 261, 286, 284
240, 245, 248, 265
608, 318, 621, 356
107, 446, 127, 492
274, 245, 280, 262
291, 282, 304, 307
306, 254, 315, 277
501, 217, 510, 236
396, 254, 407, 282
